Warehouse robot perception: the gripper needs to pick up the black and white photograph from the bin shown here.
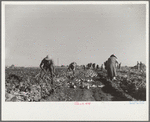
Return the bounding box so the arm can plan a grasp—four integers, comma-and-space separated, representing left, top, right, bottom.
2, 1, 149, 121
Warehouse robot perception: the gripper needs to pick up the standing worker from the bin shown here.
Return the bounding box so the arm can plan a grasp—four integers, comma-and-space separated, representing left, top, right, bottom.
137, 61, 140, 70
101, 64, 104, 71
96, 64, 99, 70
92, 63, 96, 69
140, 62, 143, 72
104, 61, 108, 70
39, 55, 55, 84
106, 54, 118, 81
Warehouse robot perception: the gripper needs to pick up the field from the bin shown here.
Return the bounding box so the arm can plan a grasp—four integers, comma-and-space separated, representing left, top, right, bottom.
5, 66, 146, 102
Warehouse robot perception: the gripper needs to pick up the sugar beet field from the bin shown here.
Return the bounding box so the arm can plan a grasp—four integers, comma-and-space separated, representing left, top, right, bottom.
5, 66, 146, 102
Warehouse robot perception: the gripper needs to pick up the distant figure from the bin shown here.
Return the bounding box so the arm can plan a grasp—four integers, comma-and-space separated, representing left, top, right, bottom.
87, 63, 92, 69
10, 64, 15, 69
67, 62, 77, 76
92, 63, 96, 69
96, 64, 99, 70
101, 64, 104, 71
140, 62, 143, 71
104, 61, 108, 70
39, 55, 55, 84
106, 54, 118, 80
137, 61, 140, 70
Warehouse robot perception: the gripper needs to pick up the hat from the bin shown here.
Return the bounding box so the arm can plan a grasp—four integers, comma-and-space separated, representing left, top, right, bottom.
45, 55, 52, 60
110, 54, 117, 59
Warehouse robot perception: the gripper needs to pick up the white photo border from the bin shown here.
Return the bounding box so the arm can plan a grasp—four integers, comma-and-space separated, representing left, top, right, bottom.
1, 1, 149, 121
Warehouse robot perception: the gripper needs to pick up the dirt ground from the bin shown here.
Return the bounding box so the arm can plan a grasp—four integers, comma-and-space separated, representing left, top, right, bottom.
5, 67, 146, 102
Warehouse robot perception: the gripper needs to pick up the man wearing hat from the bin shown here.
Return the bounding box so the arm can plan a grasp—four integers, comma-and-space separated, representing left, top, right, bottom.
106, 54, 118, 81
67, 62, 77, 76
39, 55, 55, 84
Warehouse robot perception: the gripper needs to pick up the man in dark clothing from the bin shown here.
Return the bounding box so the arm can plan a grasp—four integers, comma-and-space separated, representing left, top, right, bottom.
101, 64, 104, 71
67, 62, 77, 76
39, 55, 55, 84
87, 63, 92, 69
96, 64, 99, 70
92, 63, 96, 69
106, 54, 118, 81
104, 61, 108, 70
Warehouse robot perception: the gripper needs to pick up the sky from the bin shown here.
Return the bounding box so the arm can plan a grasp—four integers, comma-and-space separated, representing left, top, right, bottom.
5, 3, 147, 67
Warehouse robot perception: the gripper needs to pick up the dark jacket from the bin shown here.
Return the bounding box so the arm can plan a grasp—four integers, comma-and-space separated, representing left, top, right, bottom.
106, 56, 118, 80
68, 62, 77, 71
40, 58, 54, 71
